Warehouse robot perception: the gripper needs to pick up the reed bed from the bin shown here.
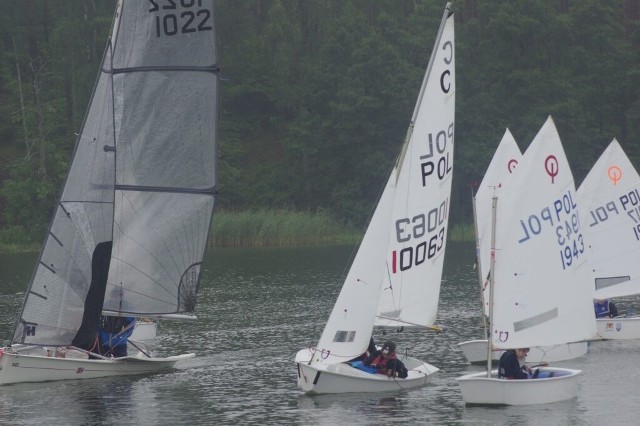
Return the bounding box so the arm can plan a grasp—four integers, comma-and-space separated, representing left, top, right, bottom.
448, 223, 475, 242
208, 209, 362, 247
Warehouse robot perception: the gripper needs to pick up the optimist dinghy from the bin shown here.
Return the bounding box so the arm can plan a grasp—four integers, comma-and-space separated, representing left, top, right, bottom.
296, 2, 455, 394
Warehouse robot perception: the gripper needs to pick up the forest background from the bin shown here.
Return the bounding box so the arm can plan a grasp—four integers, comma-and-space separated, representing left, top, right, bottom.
0, 0, 639, 249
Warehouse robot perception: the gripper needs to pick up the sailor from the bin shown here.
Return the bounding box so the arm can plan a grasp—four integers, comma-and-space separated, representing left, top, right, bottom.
363, 341, 408, 378
98, 315, 136, 357
498, 348, 531, 379
594, 298, 618, 318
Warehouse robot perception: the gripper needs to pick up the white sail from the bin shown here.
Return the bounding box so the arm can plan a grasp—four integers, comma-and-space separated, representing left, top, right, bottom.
491, 117, 596, 349
374, 7, 455, 329
314, 180, 396, 364
308, 4, 454, 366
13, 0, 218, 347
577, 139, 640, 299
475, 129, 521, 316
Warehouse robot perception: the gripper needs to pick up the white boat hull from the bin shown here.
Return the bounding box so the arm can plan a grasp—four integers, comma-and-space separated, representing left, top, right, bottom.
456, 367, 581, 405
596, 316, 640, 340
457, 340, 588, 364
0, 346, 194, 385
295, 348, 439, 394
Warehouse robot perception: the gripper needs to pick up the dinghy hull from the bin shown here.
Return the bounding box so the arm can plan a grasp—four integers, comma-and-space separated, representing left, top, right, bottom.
456, 367, 581, 405
0, 346, 194, 385
295, 349, 438, 394
458, 340, 588, 364
596, 316, 640, 340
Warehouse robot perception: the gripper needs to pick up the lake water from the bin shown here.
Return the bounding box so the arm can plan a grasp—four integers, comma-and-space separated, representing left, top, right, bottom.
0, 242, 638, 425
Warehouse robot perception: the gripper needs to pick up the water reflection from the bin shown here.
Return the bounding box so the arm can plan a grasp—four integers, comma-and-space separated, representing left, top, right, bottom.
0, 244, 638, 424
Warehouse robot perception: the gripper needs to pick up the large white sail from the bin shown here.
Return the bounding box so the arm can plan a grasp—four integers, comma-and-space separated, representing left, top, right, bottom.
491, 117, 596, 349
13, 0, 218, 347
311, 5, 454, 364
577, 139, 640, 299
475, 129, 521, 316
375, 7, 455, 329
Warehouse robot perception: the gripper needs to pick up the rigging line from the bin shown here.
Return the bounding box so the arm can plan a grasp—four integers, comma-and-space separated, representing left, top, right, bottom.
384, 260, 399, 315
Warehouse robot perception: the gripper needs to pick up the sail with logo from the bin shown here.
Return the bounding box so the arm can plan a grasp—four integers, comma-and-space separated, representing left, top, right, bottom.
458, 129, 588, 364
0, 0, 218, 385
295, 2, 454, 394
456, 117, 597, 405
577, 139, 640, 340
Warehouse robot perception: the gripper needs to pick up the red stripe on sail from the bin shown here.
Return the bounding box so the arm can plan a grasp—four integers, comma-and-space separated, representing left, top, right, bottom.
392, 250, 397, 274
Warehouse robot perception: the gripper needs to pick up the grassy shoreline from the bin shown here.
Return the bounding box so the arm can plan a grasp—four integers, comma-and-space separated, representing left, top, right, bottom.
0, 210, 475, 254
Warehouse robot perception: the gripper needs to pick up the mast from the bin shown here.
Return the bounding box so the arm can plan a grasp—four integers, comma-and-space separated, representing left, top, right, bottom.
471, 190, 488, 338
486, 196, 498, 377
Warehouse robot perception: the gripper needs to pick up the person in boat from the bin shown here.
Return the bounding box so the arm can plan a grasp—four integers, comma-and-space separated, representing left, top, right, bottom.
97, 315, 136, 357
498, 348, 532, 379
363, 341, 408, 378
594, 298, 618, 318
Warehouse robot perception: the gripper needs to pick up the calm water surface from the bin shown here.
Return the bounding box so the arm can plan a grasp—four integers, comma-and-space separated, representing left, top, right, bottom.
0, 242, 638, 425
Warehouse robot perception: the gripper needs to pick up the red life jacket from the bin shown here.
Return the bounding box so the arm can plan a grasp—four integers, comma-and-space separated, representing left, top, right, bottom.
371, 353, 397, 374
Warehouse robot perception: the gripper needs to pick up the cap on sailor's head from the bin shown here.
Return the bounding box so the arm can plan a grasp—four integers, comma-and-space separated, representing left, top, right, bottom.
381, 341, 396, 355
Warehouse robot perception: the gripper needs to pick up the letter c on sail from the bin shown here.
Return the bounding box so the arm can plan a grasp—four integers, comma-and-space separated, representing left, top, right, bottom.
507, 159, 518, 174
440, 70, 451, 94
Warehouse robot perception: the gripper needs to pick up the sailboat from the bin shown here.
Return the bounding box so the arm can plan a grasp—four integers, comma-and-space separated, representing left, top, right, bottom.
0, 0, 218, 385
458, 129, 588, 364
577, 139, 640, 340
295, 3, 454, 394
456, 117, 597, 405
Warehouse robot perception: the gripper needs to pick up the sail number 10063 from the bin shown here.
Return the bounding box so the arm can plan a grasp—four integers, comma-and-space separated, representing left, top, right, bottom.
149, 0, 212, 38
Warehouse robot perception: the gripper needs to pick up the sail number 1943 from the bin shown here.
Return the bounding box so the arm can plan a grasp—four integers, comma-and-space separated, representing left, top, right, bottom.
149, 0, 212, 38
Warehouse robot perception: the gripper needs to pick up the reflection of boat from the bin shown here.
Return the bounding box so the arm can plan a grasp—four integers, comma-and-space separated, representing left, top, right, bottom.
0, 0, 218, 385
577, 139, 640, 340
456, 117, 596, 405
458, 129, 587, 364
296, 2, 455, 394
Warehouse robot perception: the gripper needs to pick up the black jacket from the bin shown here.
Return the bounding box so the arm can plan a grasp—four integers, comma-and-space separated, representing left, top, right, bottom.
498, 350, 528, 379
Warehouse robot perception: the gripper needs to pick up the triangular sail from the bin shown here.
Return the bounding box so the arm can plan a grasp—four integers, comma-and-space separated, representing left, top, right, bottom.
312, 4, 455, 363
577, 139, 640, 299
474, 130, 521, 317
375, 4, 455, 329
491, 117, 596, 349
13, 0, 218, 346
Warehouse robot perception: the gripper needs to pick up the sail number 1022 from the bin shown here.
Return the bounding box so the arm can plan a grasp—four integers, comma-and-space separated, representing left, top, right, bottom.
149, 0, 212, 38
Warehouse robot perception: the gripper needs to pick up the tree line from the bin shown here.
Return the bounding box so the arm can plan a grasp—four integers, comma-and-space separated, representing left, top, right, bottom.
0, 0, 639, 242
